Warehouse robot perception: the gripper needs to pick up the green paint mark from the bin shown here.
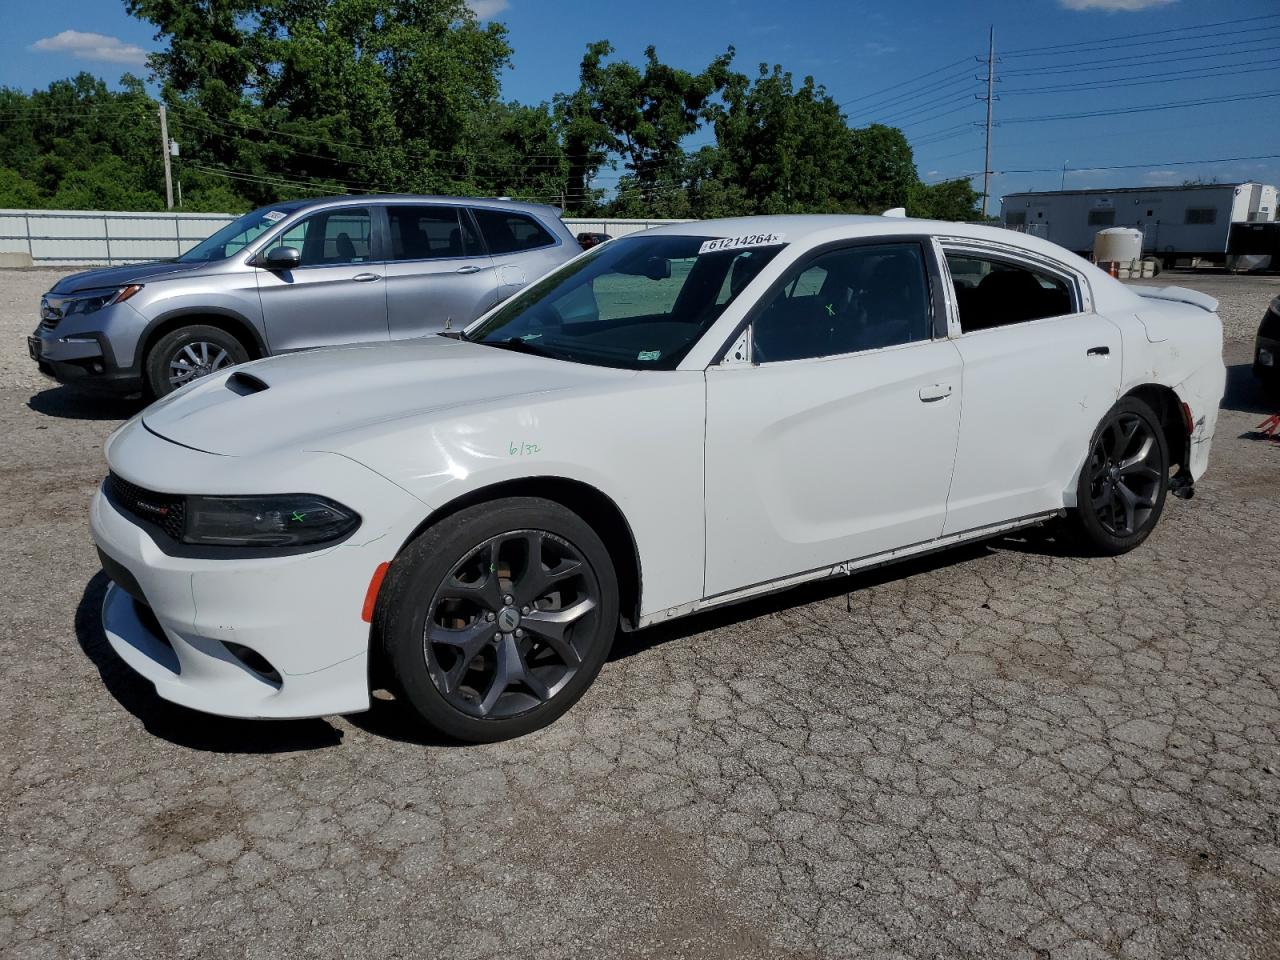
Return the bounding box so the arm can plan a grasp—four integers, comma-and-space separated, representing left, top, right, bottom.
824, 303, 835, 317
290, 511, 306, 522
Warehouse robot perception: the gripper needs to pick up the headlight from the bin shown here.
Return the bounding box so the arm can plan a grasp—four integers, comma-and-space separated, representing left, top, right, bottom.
183, 494, 360, 547
62, 284, 143, 317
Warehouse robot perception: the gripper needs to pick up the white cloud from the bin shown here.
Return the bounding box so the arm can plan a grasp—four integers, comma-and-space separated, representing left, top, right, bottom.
1060, 0, 1175, 11
468, 0, 510, 18
30, 30, 148, 66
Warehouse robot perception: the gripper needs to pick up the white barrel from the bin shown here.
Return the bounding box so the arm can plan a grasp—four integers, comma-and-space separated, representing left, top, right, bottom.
1093, 227, 1143, 265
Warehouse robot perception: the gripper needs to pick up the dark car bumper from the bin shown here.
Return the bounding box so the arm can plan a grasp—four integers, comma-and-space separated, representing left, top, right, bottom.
29, 328, 143, 395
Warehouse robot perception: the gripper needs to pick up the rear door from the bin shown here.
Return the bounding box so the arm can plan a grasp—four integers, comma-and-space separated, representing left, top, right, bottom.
382, 204, 499, 338
940, 242, 1122, 534
471, 207, 569, 302
255, 205, 389, 352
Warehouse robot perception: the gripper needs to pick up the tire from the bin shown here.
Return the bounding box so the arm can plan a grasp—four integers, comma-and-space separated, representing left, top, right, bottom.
1067, 397, 1169, 556
378, 497, 619, 743
145, 324, 249, 398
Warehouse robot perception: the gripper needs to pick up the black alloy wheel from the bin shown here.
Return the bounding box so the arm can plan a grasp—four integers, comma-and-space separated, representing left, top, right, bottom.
425, 529, 601, 719
1071, 397, 1169, 555
379, 498, 618, 742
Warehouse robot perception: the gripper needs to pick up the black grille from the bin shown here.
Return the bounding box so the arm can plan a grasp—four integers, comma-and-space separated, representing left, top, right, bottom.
105, 473, 186, 541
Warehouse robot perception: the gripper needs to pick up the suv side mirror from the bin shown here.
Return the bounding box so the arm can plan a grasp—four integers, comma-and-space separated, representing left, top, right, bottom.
261, 246, 301, 270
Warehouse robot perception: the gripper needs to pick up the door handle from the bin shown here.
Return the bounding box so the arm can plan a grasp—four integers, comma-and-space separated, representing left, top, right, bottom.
351, 273, 381, 282
918, 384, 953, 403
1087, 346, 1110, 357
455, 265, 483, 274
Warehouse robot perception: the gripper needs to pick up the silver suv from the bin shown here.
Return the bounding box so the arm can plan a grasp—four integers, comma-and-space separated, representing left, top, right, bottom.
28, 195, 580, 397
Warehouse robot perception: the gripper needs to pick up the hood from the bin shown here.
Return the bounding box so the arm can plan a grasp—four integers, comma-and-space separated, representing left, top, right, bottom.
51, 259, 212, 294
141, 336, 633, 457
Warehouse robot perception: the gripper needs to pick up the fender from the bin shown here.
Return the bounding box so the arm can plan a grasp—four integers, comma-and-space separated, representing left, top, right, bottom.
137, 305, 269, 366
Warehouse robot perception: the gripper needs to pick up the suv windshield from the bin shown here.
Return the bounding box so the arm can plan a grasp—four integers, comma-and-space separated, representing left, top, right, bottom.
467, 234, 785, 370
178, 205, 303, 263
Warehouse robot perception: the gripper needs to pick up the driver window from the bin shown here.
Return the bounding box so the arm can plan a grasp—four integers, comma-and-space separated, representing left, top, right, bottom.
263, 208, 372, 266
752, 242, 932, 363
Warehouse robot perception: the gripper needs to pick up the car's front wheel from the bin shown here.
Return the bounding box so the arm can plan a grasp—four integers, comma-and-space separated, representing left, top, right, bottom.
145, 324, 249, 397
1068, 397, 1169, 555
379, 497, 619, 742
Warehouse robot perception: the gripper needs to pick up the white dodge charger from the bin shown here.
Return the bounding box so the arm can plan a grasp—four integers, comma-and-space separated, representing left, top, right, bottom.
91, 215, 1225, 741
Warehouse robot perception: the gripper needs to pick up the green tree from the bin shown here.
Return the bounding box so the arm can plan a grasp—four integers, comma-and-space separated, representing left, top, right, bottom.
557, 41, 734, 216
908, 177, 980, 221
127, 0, 514, 202
694, 64, 858, 217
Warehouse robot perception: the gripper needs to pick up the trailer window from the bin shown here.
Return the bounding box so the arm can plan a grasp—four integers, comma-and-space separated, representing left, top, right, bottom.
1185, 208, 1217, 225
1006, 211, 1027, 226
1087, 210, 1115, 227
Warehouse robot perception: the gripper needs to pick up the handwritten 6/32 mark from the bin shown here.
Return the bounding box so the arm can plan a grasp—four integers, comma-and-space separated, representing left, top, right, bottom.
509, 441, 542, 456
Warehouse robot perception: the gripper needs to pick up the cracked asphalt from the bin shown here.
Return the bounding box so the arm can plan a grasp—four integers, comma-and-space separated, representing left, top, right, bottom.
2, 267, 1279, 960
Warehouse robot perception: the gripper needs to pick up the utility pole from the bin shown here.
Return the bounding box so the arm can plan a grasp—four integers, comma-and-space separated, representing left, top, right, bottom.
1061, 161, 1069, 191
159, 103, 174, 210
980, 26, 995, 219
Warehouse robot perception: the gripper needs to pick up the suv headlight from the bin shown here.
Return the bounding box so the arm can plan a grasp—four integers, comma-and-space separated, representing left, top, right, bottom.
62, 284, 144, 317
184, 494, 360, 547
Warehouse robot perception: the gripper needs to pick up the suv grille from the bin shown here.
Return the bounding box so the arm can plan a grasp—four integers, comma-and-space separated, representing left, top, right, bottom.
105, 473, 186, 541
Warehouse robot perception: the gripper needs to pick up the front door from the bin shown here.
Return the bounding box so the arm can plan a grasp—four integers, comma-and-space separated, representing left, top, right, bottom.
255, 206, 389, 352
382, 205, 499, 338
939, 246, 1123, 535
703, 240, 963, 598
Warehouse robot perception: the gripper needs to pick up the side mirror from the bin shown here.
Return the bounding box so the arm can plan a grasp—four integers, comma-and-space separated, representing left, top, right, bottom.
261, 246, 301, 270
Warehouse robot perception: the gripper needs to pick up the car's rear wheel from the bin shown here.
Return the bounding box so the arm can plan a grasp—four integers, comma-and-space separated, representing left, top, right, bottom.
1068, 397, 1169, 555
379, 497, 618, 742
145, 324, 248, 397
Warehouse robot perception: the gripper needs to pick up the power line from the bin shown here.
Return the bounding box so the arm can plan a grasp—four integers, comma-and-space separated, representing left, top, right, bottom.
1001, 11, 1280, 55
843, 69, 977, 122
836, 56, 974, 108
1000, 35, 1280, 77
996, 153, 1280, 176
1001, 59, 1277, 97
999, 89, 1280, 125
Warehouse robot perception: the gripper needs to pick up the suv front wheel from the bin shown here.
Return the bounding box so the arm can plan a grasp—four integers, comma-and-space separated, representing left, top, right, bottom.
145, 325, 249, 397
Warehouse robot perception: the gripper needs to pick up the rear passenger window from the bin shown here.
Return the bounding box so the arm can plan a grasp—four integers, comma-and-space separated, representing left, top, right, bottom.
752, 243, 932, 363
386, 206, 479, 260
945, 253, 1075, 332
472, 208, 555, 255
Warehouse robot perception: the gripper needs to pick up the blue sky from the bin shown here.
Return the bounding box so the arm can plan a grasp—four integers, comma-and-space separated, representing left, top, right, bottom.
3, 0, 1278, 204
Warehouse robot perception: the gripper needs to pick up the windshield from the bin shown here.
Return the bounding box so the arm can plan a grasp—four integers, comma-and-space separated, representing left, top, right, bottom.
466, 234, 785, 370
178, 205, 301, 263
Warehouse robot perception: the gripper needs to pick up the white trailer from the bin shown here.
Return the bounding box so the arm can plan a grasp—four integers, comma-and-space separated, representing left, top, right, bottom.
1000, 182, 1277, 267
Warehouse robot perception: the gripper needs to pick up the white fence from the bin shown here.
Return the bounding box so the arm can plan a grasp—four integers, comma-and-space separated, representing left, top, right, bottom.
0, 208, 690, 266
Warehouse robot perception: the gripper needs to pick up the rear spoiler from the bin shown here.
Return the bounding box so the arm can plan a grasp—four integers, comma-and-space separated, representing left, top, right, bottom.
1133, 285, 1218, 313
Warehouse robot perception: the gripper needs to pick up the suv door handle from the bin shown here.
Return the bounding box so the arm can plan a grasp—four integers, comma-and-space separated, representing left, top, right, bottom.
455, 265, 482, 274
352, 273, 380, 282
919, 384, 953, 402
1087, 345, 1110, 356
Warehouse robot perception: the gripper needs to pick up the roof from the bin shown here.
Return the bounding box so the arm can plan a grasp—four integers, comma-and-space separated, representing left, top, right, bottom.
642, 213, 1052, 250
1001, 183, 1262, 201
278, 194, 562, 216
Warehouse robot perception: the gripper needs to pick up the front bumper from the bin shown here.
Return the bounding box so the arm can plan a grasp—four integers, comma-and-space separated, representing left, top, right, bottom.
89, 448, 426, 719
29, 326, 143, 395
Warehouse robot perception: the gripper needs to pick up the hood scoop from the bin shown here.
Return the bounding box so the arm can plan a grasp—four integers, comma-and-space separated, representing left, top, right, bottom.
226, 371, 270, 396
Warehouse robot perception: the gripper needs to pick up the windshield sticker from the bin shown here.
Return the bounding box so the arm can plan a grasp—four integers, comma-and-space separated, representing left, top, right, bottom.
698, 233, 786, 255
262, 210, 287, 223
637, 350, 661, 362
